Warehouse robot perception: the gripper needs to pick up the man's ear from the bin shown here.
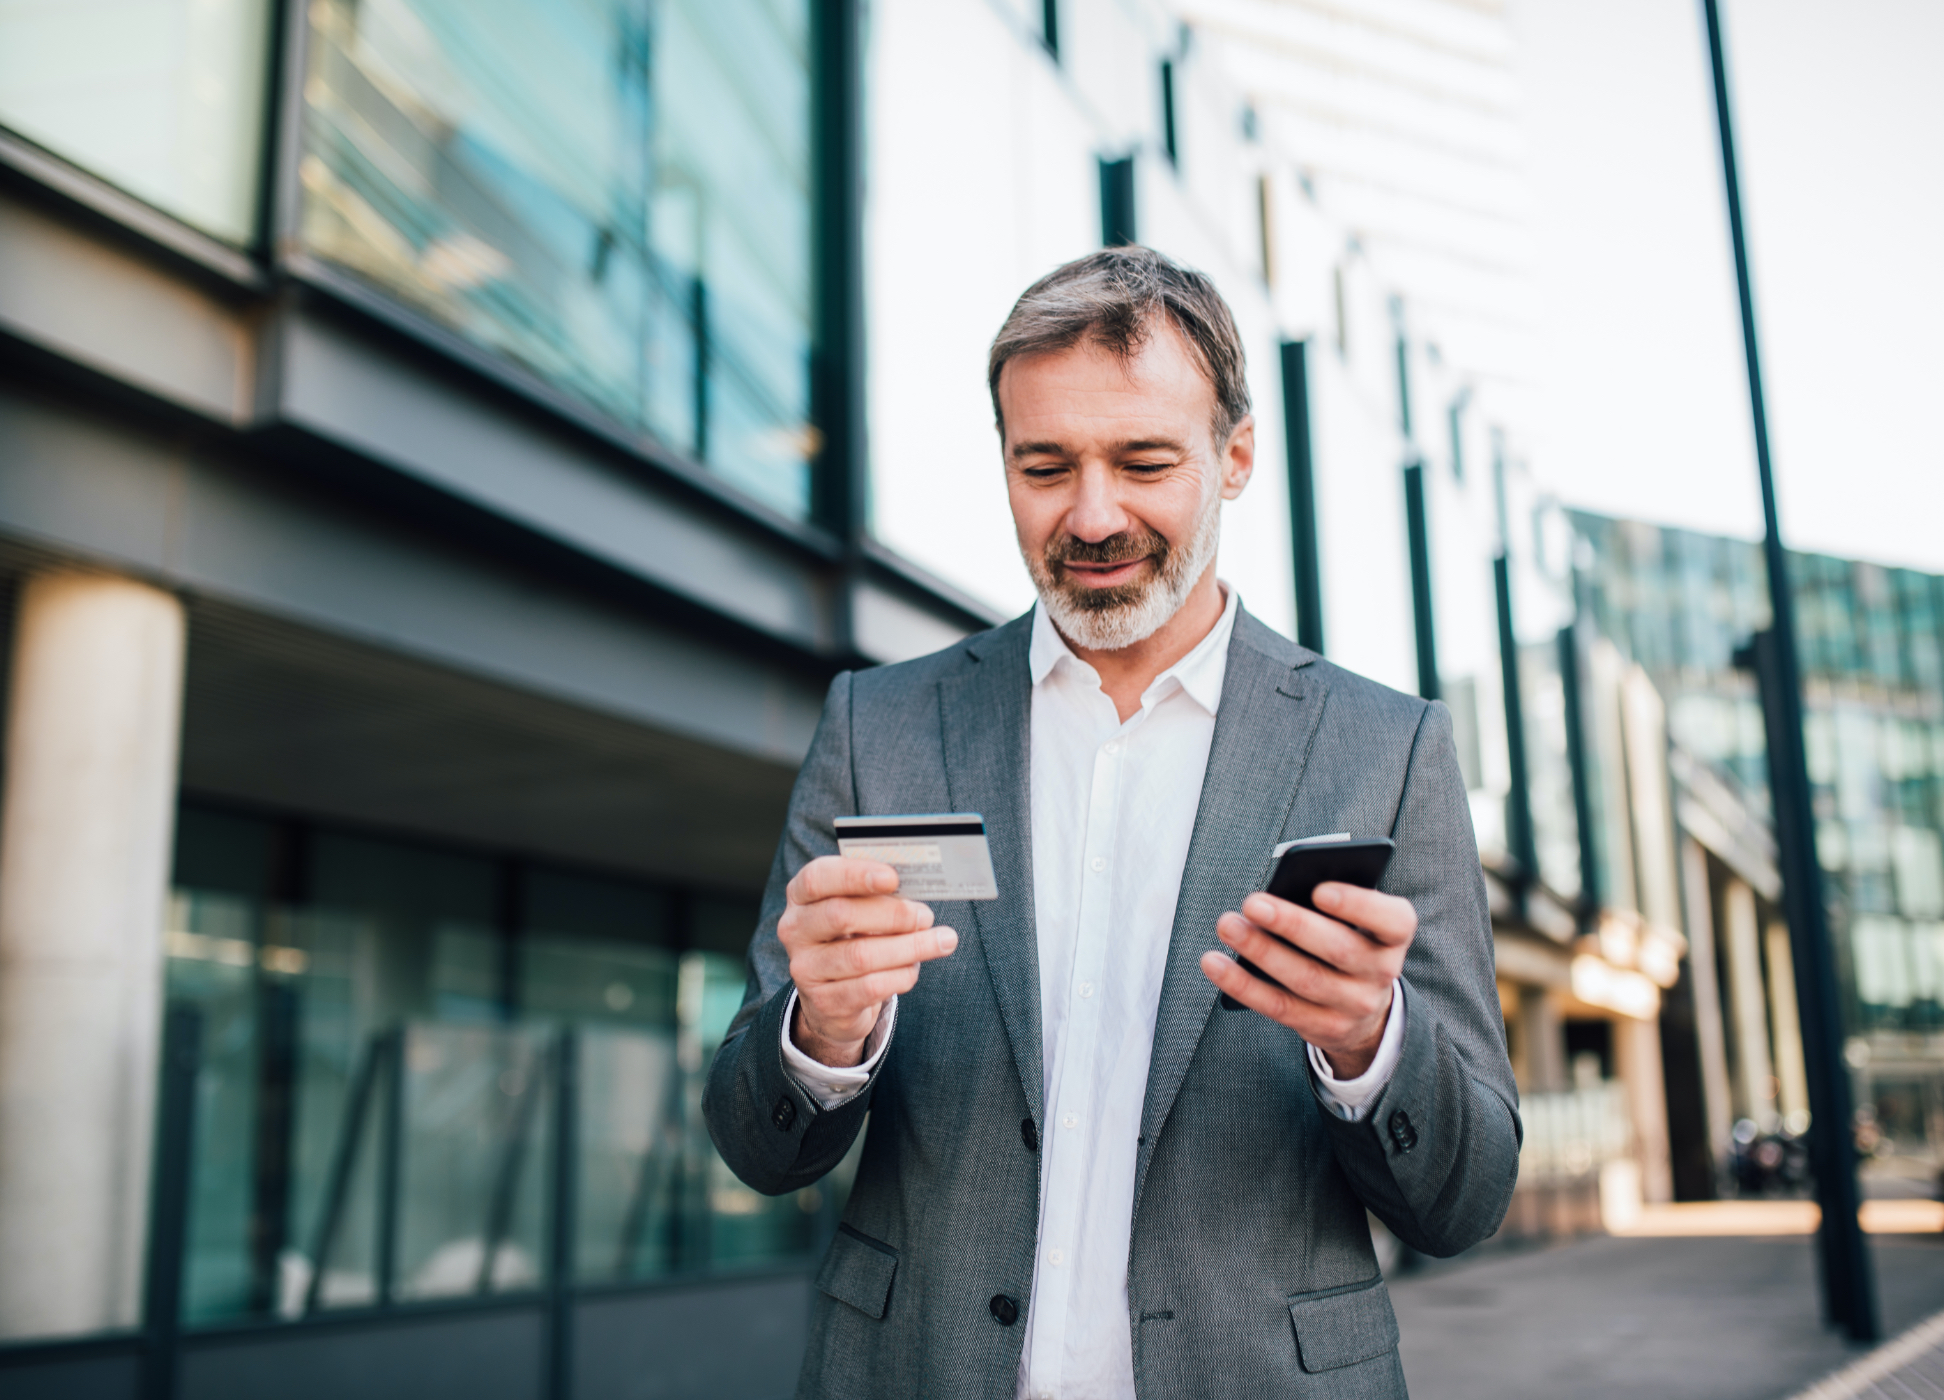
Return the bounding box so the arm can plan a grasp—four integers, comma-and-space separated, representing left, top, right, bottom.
1220, 415, 1256, 500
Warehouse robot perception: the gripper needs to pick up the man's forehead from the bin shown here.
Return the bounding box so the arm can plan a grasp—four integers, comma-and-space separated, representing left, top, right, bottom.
997, 324, 1216, 434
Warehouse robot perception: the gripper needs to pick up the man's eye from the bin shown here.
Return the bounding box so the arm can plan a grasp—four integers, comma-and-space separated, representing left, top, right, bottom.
1021, 465, 1065, 479
1125, 461, 1172, 474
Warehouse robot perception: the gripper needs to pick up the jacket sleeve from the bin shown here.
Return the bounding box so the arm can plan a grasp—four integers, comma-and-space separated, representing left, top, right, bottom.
1316, 700, 1523, 1256
702, 671, 886, 1195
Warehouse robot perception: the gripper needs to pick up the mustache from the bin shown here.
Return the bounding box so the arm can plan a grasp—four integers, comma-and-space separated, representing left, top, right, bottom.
1045, 527, 1168, 568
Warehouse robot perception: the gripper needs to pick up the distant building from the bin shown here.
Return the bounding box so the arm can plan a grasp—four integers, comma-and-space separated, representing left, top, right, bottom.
1574, 512, 1944, 1198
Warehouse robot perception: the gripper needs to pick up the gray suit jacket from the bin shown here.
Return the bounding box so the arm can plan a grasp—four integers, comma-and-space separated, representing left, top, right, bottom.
704, 607, 1520, 1399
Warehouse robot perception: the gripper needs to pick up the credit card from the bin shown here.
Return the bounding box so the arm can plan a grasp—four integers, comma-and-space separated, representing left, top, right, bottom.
835, 814, 998, 901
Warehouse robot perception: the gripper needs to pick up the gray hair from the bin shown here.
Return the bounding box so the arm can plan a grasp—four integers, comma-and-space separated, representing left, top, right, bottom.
987, 245, 1251, 445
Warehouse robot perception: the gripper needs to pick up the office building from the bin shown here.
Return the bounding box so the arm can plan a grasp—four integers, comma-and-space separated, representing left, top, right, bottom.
1574, 512, 1944, 1199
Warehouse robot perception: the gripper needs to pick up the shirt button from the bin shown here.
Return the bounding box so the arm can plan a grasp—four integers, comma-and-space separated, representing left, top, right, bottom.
1048, 1249, 1065, 1267
1104, 741, 1119, 755
1090, 856, 1106, 872
1062, 1114, 1077, 1129
1079, 982, 1095, 998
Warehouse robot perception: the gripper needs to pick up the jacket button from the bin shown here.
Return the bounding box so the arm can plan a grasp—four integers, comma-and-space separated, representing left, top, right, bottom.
1021, 1117, 1039, 1152
989, 1293, 1019, 1326
1388, 1109, 1418, 1153
772, 1096, 798, 1131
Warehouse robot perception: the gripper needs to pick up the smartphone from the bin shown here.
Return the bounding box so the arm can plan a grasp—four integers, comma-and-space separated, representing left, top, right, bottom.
1218, 836, 1396, 1011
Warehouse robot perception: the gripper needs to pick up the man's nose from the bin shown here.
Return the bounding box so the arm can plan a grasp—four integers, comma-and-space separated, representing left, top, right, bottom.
1063, 468, 1130, 543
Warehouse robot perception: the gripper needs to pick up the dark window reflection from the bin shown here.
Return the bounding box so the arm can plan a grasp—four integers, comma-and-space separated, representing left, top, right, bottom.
298, 0, 816, 518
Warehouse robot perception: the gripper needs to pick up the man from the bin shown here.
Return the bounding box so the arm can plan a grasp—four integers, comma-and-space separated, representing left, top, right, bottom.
705, 247, 1519, 1398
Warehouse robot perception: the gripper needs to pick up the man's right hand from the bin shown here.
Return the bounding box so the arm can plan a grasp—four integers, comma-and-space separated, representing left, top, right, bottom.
779, 855, 959, 1068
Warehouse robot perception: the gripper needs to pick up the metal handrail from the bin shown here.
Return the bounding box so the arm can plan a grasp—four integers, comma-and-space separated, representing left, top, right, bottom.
476, 1040, 547, 1294
301, 1027, 397, 1315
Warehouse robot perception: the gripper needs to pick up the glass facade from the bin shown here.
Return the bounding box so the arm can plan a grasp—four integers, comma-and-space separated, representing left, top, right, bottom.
297, 0, 818, 518
165, 805, 841, 1328
1573, 511, 1944, 1172
0, 0, 273, 242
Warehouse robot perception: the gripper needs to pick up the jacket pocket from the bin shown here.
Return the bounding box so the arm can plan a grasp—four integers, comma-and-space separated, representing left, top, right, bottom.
816, 1223, 898, 1320
1286, 1276, 1399, 1373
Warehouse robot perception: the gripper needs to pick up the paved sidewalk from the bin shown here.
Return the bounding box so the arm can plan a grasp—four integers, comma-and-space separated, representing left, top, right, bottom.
1387, 1232, 1944, 1400
1790, 1308, 1944, 1399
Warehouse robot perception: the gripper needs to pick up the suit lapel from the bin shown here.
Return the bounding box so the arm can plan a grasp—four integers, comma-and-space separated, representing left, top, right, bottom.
1138, 612, 1328, 1178
939, 616, 1044, 1123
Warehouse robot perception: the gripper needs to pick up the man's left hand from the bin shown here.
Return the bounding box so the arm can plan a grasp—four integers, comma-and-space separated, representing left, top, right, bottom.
1199, 882, 1417, 1078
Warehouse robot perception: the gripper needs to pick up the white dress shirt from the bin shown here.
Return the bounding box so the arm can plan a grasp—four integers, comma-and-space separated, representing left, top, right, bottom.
783, 585, 1404, 1400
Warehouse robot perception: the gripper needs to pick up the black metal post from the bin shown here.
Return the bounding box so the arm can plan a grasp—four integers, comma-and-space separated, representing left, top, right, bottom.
1402, 461, 1438, 702
1495, 554, 1535, 885
1702, 0, 1877, 1341
547, 1029, 581, 1400
247, 980, 299, 1316
141, 1004, 203, 1400
1558, 615, 1601, 922
1040, 0, 1059, 60
1738, 631, 1879, 1337
811, 0, 870, 657
690, 275, 710, 463
1099, 157, 1137, 248
374, 1027, 405, 1307
1279, 340, 1324, 655
1159, 60, 1179, 167
494, 858, 523, 1023
250, 818, 307, 1316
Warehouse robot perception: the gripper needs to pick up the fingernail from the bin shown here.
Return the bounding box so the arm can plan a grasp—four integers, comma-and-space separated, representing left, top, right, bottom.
1243, 894, 1271, 920
1217, 920, 1239, 946
1314, 883, 1341, 909
876, 869, 898, 891
937, 928, 959, 953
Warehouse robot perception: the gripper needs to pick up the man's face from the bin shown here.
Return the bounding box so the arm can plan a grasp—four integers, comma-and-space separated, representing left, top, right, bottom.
997, 322, 1254, 650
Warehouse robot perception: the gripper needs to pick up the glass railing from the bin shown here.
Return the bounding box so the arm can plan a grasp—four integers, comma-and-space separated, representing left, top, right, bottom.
153, 885, 847, 1331
166, 1010, 849, 1330
1517, 1083, 1632, 1185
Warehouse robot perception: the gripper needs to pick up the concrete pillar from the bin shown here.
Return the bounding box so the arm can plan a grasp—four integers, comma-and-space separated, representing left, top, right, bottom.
1765, 919, 1811, 1131
1721, 878, 1777, 1131
1616, 1014, 1674, 1203
1680, 836, 1735, 1167
1519, 986, 1567, 1094
0, 571, 186, 1339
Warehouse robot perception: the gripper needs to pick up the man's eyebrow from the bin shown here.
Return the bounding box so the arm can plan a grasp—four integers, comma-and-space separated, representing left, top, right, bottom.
1008, 436, 1189, 459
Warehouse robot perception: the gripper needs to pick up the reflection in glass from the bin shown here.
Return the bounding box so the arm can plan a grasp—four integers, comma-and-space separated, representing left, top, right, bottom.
0, 0, 271, 242
297, 0, 816, 518
164, 806, 838, 1329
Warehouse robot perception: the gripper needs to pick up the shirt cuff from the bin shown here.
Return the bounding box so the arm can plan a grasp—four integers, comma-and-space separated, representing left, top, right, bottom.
1308, 981, 1407, 1122
779, 988, 898, 1110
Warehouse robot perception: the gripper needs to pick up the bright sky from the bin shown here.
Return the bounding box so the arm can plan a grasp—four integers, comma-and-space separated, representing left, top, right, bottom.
1514, 0, 1944, 573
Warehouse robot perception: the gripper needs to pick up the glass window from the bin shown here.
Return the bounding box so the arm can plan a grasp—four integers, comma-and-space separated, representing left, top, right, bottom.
297, 0, 817, 519
0, 0, 272, 243
163, 807, 840, 1328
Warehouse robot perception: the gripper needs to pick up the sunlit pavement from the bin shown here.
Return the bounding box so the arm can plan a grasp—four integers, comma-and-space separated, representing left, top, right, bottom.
1388, 1231, 1944, 1400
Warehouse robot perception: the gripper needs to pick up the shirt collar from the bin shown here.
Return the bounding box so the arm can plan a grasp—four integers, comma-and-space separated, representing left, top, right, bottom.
1028, 582, 1241, 716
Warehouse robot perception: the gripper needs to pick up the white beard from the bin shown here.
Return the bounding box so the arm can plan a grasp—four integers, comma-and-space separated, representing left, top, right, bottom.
1025, 489, 1222, 652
